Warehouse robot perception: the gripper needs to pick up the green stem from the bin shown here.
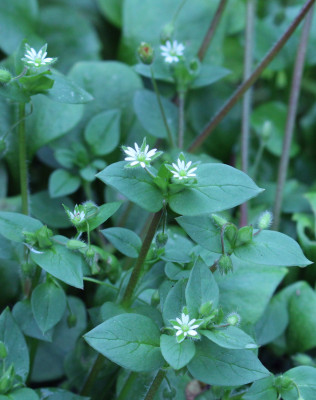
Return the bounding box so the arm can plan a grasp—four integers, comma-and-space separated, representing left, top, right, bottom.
251, 139, 265, 180
80, 353, 105, 396
178, 91, 186, 149
116, 372, 138, 400
18, 103, 29, 215
122, 210, 163, 307
143, 369, 166, 400
150, 66, 175, 147
172, 0, 187, 24
240, 0, 256, 227
272, 4, 314, 230
197, 0, 229, 61
188, 0, 316, 153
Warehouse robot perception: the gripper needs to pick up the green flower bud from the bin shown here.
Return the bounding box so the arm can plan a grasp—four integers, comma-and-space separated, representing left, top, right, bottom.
199, 301, 213, 316
155, 232, 168, 248
67, 314, 77, 328
218, 254, 233, 275
35, 226, 53, 248
257, 211, 273, 230
0, 364, 15, 394
274, 375, 294, 390
226, 312, 241, 327
137, 42, 154, 65
212, 214, 228, 228
0, 342, 7, 359
86, 247, 95, 259
0, 69, 12, 84
235, 226, 253, 247
225, 224, 238, 246
67, 239, 87, 250
160, 22, 175, 43
261, 120, 272, 141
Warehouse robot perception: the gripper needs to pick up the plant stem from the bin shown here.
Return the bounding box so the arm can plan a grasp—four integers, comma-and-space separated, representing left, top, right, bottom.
188, 0, 316, 153
18, 103, 29, 215
116, 372, 138, 400
122, 209, 163, 307
178, 90, 186, 148
272, 4, 314, 230
150, 67, 175, 147
240, 0, 256, 227
198, 0, 229, 61
143, 369, 166, 400
172, 0, 187, 24
80, 353, 105, 396
251, 139, 265, 180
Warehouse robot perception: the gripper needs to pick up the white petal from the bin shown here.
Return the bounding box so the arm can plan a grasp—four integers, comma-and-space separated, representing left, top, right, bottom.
188, 319, 196, 326
130, 161, 139, 166
173, 326, 182, 330
190, 324, 200, 330
188, 330, 198, 336
182, 314, 189, 324
125, 156, 137, 161
176, 330, 183, 336
186, 161, 192, 169
140, 162, 146, 168
188, 167, 197, 173
176, 318, 182, 324
134, 143, 139, 152
147, 148, 157, 157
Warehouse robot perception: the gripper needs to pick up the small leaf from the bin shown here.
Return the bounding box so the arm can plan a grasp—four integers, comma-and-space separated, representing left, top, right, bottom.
160, 334, 195, 370
8, 388, 39, 400
101, 227, 142, 258
0, 212, 42, 242
243, 376, 278, 400
163, 280, 187, 325
80, 202, 122, 232
282, 366, 316, 400
201, 326, 258, 350
84, 313, 164, 372
49, 169, 81, 198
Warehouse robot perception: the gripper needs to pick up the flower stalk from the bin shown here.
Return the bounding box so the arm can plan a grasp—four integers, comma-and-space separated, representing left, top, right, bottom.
143, 369, 166, 400
18, 103, 29, 215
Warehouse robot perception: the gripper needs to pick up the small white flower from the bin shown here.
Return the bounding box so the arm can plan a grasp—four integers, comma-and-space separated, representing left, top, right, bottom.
170, 158, 197, 180
160, 40, 185, 63
22, 44, 56, 68
170, 313, 202, 343
123, 141, 159, 168
68, 205, 86, 224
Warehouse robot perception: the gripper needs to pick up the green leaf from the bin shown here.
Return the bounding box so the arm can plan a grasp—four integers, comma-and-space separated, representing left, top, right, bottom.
188, 338, 270, 386
201, 326, 258, 350
165, 262, 190, 281
80, 202, 122, 232
97, 161, 164, 212
234, 230, 311, 267
243, 376, 278, 400
84, 109, 120, 156
185, 258, 219, 318
49, 169, 81, 198
8, 388, 39, 400
36, 388, 89, 400
282, 366, 316, 400
31, 282, 67, 333
84, 313, 164, 372
161, 233, 194, 264
31, 244, 83, 289
97, 0, 123, 27
169, 163, 263, 216
0, 308, 29, 382
101, 227, 142, 258
160, 334, 195, 370
163, 280, 187, 325
134, 89, 178, 139
0, 212, 42, 242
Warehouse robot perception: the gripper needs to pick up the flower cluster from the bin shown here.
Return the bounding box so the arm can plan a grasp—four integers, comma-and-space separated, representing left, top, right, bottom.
22, 43, 57, 69
64, 204, 86, 226
160, 40, 185, 64
170, 312, 202, 343
169, 158, 197, 180
122, 138, 162, 169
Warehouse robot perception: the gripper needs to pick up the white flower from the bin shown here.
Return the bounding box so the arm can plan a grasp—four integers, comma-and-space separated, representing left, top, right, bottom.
22, 44, 56, 68
171, 313, 202, 343
68, 205, 86, 224
160, 40, 185, 63
123, 141, 158, 168
170, 158, 197, 180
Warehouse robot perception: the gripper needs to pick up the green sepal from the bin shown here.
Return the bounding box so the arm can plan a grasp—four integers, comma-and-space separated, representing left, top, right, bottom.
19, 72, 54, 95
235, 226, 254, 247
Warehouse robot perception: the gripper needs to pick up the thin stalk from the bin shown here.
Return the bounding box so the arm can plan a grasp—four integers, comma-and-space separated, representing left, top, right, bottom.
198, 0, 229, 61
188, 0, 316, 153
172, 0, 187, 24
143, 369, 166, 400
122, 210, 163, 307
116, 372, 138, 400
150, 67, 175, 147
80, 354, 105, 396
251, 139, 266, 180
240, 0, 256, 227
18, 103, 29, 215
273, 4, 314, 230
178, 91, 186, 148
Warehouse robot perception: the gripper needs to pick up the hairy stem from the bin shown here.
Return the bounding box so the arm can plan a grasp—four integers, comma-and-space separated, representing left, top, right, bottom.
122, 210, 163, 307
178, 91, 186, 148
18, 103, 29, 215
143, 369, 166, 400
188, 0, 316, 153
198, 0, 229, 61
273, 4, 314, 230
150, 67, 175, 147
240, 0, 256, 227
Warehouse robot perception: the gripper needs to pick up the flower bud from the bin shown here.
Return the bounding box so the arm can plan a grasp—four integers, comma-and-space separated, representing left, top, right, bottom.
155, 232, 168, 248
199, 301, 213, 316
67, 314, 77, 328
0, 364, 15, 394
235, 226, 253, 247
137, 42, 154, 65
257, 211, 273, 230
67, 239, 87, 250
160, 22, 174, 43
226, 312, 241, 327
0, 342, 7, 359
262, 120, 272, 141
212, 214, 228, 228
0, 69, 12, 84
218, 254, 233, 275
225, 224, 238, 245
35, 226, 53, 248
274, 375, 294, 390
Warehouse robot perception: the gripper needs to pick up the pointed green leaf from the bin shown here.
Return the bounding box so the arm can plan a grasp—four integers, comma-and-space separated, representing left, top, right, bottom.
101, 227, 142, 258
0, 212, 42, 242
201, 326, 258, 350
163, 280, 187, 326
243, 376, 278, 400
160, 334, 196, 370
49, 169, 81, 198
80, 202, 122, 232
282, 366, 316, 400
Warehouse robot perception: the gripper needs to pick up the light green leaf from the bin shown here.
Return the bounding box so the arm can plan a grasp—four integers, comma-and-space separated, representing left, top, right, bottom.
243, 376, 278, 400
160, 334, 195, 370
31, 244, 83, 289
84, 313, 164, 372
0, 212, 42, 242
101, 227, 142, 258
80, 202, 122, 232
163, 280, 187, 325
234, 230, 311, 267
201, 326, 258, 350
8, 388, 39, 400
188, 338, 270, 386
49, 169, 81, 198
169, 163, 263, 216
186, 258, 219, 318
97, 161, 164, 212
282, 366, 316, 400
31, 282, 67, 333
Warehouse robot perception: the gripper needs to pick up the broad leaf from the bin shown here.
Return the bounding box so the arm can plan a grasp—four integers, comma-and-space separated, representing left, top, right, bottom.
0, 212, 42, 242
101, 227, 142, 258
80, 202, 122, 232
8, 388, 39, 400
163, 280, 187, 326
243, 376, 278, 400
201, 326, 258, 350
188, 338, 269, 386
49, 169, 81, 198
160, 334, 195, 370
282, 366, 316, 400
84, 313, 164, 372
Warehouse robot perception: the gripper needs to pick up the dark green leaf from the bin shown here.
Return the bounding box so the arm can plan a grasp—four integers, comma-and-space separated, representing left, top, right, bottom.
81, 202, 122, 232
101, 227, 142, 258
243, 376, 278, 400
49, 169, 81, 198
201, 326, 258, 350
282, 366, 316, 400
160, 334, 195, 370
0, 212, 42, 242
163, 280, 187, 325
